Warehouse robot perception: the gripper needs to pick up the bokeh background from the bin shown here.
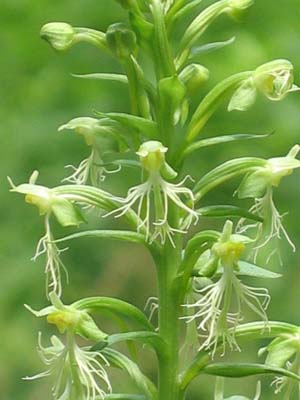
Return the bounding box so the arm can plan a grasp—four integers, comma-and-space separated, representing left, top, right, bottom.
1, 0, 300, 399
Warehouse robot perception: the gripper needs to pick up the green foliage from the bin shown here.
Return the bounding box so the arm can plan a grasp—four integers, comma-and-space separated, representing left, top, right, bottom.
3, 1, 300, 400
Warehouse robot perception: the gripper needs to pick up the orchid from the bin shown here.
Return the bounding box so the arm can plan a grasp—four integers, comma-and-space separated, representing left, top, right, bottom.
24, 333, 111, 400
105, 141, 198, 246
237, 145, 300, 262
9, 172, 84, 296
183, 222, 270, 356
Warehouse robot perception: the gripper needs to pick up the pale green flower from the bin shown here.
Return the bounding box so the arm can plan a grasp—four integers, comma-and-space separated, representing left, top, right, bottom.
253, 59, 299, 101
237, 145, 300, 263
184, 222, 269, 356
24, 293, 110, 399
24, 333, 111, 400
40, 23, 76, 51
59, 117, 121, 186
9, 172, 84, 296
105, 141, 198, 246
229, 60, 299, 112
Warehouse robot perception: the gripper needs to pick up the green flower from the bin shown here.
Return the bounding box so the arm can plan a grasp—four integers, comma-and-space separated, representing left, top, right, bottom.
105, 141, 198, 246
59, 117, 122, 186
183, 221, 269, 356
9, 172, 85, 296
24, 293, 110, 399
24, 333, 111, 400
253, 59, 299, 101
229, 60, 299, 112
237, 145, 300, 262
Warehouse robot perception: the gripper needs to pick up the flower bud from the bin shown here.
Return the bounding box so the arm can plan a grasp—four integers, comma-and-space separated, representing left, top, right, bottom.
40, 22, 76, 51
227, 0, 254, 20
179, 64, 210, 94
253, 59, 299, 101
59, 117, 103, 146
137, 141, 168, 172
106, 23, 137, 59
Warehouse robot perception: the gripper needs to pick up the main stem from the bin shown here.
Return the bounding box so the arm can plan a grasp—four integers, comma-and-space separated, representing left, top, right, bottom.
156, 238, 183, 400
150, 4, 185, 398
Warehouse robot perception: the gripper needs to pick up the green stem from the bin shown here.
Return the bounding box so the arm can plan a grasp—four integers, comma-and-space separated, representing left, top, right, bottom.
151, 186, 184, 398
156, 240, 183, 400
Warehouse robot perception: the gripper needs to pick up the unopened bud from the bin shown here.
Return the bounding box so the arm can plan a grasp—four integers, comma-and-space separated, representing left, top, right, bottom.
179, 64, 210, 94
40, 22, 76, 51
59, 117, 102, 146
106, 23, 137, 59
227, 0, 254, 20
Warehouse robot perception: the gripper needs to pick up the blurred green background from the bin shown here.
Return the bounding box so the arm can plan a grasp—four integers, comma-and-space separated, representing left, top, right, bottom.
1, 0, 300, 399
